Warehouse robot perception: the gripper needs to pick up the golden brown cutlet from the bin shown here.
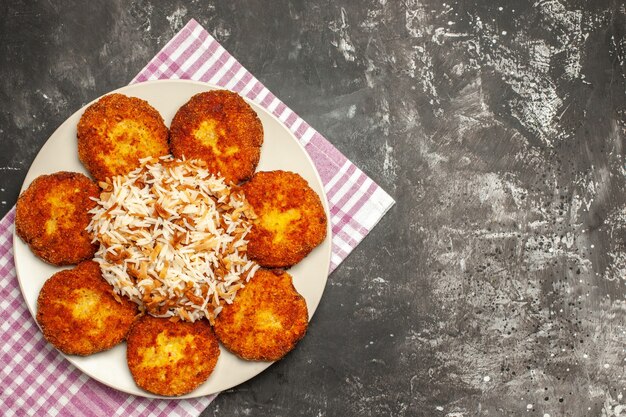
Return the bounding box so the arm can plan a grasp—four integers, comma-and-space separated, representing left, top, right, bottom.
15, 171, 100, 266
36, 260, 137, 356
126, 315, 220, 396
214, 269, 308, 361
77, 93, 169, 182
241, 170, 327, 268
169, 90, 263, 184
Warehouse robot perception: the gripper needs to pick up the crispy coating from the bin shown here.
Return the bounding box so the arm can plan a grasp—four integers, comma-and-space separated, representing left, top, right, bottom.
126, 316, 220, 396
170, 90, 263, 184
77, 93, 169, 182
214, 269, 308, 361
242, 171, 327, 268
15, 171, 100, 265
36, 261, 138, 356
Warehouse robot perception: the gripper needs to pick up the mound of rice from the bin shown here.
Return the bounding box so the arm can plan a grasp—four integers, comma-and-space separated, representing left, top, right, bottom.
87, 156, 260, 323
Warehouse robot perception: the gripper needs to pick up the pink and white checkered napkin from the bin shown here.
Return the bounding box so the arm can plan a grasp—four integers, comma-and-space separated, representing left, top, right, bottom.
1, 19, 394, 417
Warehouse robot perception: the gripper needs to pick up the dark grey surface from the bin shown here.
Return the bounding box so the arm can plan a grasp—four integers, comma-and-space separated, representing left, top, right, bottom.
2, 1, 625, 416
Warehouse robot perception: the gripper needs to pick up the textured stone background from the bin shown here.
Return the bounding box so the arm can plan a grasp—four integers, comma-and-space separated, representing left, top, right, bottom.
1, 1, 625, 416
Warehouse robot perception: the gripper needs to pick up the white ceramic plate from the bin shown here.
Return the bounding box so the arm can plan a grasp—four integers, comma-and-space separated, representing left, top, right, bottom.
13, 79, 331, 398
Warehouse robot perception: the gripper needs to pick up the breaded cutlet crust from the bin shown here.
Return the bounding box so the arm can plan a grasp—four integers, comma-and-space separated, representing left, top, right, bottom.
214, 269, 308, 361
126, 316, 220, 396
169, 90, 263, 184
36, 260, 137, 356
15, 171, 100, 265
242, 171, 327, 268
77, 93, 169, 182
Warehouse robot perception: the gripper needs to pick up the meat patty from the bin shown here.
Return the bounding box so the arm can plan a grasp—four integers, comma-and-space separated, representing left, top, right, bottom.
16, 171, 100, 265
170, 90, 263, 184
36, 260, 137, 355
126, 315, 220, 396
77, 93, 169, 182
242, 171, 327, 268
214, 269, 308, 361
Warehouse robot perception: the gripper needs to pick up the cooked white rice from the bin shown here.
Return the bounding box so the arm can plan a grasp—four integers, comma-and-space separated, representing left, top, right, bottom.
87, 156, 260, 323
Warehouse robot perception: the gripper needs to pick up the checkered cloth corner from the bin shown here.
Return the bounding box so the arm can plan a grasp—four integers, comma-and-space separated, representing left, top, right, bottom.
133, 19, 395, 272
1, 19, 394, 417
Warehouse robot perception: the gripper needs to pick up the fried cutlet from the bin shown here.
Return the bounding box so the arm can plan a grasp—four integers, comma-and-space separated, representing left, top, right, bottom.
169, 90, 263, 184
214, 269, 308, 361
15, 171, 100, 265
126, 315, 220, 396
241, 171, 327, 268
77, 93, 169, 182
36, 260, 137, 356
